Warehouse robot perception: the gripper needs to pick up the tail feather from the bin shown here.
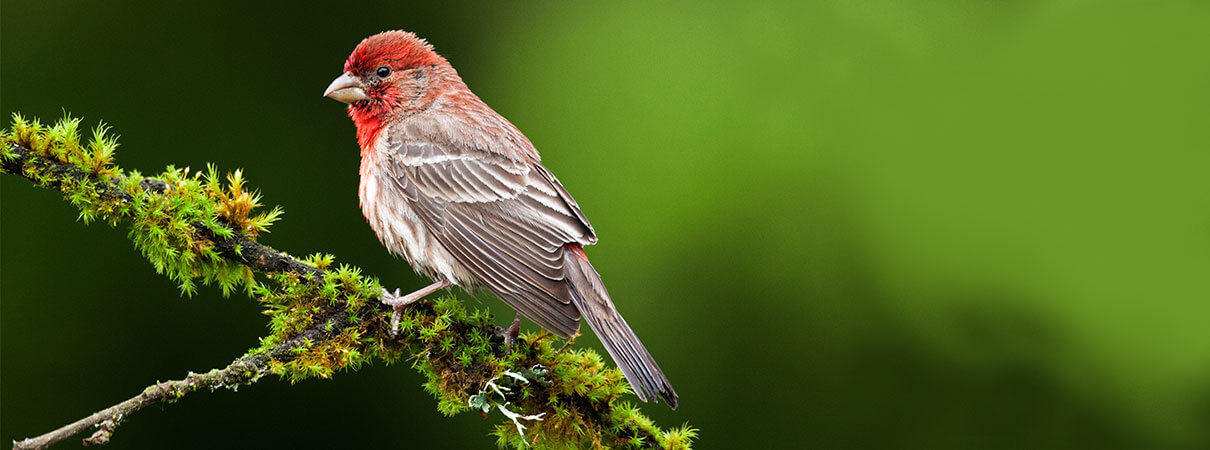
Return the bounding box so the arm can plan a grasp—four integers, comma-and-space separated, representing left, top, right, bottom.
564, 247, 678, 409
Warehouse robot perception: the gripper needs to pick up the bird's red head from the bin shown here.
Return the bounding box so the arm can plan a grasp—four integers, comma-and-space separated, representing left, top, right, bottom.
325, 31, 448, 151
343, 30, 445, 76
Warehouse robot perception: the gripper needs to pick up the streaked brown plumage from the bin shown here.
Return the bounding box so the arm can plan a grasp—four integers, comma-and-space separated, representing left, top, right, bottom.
324, 30, 677, 408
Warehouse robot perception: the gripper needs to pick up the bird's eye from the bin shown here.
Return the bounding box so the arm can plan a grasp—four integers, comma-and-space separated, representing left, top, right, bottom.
376, 66, 391, 78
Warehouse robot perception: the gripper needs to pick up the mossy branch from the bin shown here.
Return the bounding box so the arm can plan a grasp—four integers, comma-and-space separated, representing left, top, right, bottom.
2, 114, 695, 450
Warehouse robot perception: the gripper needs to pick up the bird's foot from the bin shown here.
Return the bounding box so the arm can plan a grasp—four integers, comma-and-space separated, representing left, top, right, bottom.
379, 279, 455, 338
494, 312, 522, 352
380, 287, 426, 338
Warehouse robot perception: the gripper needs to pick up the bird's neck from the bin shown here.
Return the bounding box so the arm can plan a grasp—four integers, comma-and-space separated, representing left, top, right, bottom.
348, 88, 395, 157
350, 66, 467, 157
351, 113, 384, 157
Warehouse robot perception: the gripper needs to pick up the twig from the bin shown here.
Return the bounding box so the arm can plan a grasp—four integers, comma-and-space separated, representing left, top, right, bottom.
11, 310, 349, 450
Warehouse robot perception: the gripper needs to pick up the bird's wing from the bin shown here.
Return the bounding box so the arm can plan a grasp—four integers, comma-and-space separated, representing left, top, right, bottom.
379, 126, 595, 337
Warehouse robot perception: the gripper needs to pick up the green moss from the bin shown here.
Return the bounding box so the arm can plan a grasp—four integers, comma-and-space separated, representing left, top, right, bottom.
1, 114, 279, 297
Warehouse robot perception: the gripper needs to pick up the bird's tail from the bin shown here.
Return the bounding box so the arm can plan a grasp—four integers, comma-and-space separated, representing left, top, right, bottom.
563, 245, 678, 409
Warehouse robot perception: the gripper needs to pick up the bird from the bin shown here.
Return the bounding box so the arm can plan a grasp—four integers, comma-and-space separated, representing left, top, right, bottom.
324, 30, 677, 409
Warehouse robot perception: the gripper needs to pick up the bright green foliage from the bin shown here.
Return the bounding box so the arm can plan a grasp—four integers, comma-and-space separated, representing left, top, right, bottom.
1, 114, 695, 449
3, 113, 266, 296
5, 113, 119, 179
206, 165, 283, 237
124, 164, 256, 296
253, 260, 395, 382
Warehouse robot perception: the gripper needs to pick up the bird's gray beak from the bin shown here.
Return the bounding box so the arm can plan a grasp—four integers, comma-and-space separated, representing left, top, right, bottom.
324, 73, 369, 104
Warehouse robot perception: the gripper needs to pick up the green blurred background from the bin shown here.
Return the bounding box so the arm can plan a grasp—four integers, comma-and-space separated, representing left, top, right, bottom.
3, 0, 1209, 448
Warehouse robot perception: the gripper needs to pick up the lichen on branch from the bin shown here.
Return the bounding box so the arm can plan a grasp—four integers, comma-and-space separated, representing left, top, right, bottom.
1, 114, 695, 450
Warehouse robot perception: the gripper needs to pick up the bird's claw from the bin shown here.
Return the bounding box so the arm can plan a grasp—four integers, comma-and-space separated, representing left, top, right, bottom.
494, 313, 523, 353
381, 287, 419, 338
378, 280, 454, 338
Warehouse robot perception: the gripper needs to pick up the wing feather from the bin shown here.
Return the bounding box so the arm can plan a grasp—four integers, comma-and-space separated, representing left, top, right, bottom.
381, 127, 593, 336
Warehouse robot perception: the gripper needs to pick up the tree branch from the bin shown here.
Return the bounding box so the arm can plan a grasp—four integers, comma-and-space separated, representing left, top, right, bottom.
2, 116, 694, 449
11, 312, 348, 450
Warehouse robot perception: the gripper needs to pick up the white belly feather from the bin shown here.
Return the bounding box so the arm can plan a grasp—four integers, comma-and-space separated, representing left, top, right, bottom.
359, 149, 472, 286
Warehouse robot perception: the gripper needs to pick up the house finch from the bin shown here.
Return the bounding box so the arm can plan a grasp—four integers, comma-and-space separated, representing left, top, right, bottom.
324, 31, 677, 408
